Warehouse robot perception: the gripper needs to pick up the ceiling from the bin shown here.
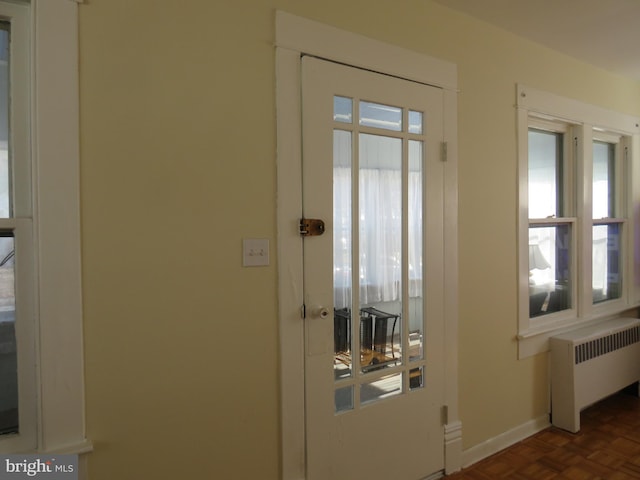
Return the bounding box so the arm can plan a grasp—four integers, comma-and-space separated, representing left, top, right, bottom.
433, 0, 640, 81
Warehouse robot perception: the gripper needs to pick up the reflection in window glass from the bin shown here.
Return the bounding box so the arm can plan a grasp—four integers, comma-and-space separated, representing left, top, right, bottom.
333, 96, 353, 124
0, 234, 16, 435
409, 367, 423, 390
359, 134, 402, 373
361, 372, 402, 405
0, 24, 9, 218
529, 225, 571, 317
359, 101, 402, 131
593, 141, 615, 219
408, 141, 423, 361
333, 130, 353, 380
335, 385, 353, 413
528, 129, 563, 219
0, 24, 15, 436
409, 110, 423, 134
593, 224, 621, 304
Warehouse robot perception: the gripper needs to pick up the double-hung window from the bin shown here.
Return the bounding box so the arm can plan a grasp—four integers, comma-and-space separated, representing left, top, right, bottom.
527, 124, 573, 320
517, 85, 640, 358
591, 133, 624, 305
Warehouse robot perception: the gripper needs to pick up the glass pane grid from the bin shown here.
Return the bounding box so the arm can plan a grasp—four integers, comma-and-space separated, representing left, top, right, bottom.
333, 95, 428, 411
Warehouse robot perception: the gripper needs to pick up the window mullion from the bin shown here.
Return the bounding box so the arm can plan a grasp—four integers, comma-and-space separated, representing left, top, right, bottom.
517, 107, 531, 334
575, 124, 592, 318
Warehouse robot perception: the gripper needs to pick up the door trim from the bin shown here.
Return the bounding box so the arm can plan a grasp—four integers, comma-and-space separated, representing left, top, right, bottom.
275, 11, 461, 478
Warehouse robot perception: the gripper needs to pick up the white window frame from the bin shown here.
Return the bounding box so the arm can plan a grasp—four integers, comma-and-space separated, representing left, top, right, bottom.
517, 84, 640, 358
0, 0, 89, 455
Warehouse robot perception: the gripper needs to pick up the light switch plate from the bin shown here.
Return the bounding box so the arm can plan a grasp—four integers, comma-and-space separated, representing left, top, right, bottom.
243, 238, 270, 267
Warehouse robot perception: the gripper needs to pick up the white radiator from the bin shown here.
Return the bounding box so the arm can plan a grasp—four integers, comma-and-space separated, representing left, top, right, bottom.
550, 317, 640, 432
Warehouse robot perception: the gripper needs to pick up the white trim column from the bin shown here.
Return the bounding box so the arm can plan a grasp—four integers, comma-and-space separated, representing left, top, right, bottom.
33, 0, 89, 455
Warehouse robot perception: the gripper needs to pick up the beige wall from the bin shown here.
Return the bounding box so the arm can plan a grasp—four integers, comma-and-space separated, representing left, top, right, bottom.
78, 1, 640, 478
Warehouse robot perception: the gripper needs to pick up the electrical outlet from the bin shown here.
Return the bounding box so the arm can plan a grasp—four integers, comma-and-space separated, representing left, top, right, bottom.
242, 238, 270, 267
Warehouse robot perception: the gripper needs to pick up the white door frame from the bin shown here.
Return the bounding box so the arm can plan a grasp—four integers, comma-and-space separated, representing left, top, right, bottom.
275, 11, 462, 478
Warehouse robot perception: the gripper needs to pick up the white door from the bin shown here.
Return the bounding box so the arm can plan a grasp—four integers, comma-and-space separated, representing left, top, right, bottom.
302, 56, 446, 480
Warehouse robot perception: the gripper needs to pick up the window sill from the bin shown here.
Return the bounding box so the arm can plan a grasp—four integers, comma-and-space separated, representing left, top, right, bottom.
517, 302, 640, 359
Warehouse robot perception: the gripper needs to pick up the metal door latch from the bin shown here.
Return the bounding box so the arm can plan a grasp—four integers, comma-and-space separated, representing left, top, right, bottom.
299, 218, 325, 236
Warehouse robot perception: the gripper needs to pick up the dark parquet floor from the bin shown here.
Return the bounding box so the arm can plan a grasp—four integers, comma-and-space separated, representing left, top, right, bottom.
445, 391, 640, 479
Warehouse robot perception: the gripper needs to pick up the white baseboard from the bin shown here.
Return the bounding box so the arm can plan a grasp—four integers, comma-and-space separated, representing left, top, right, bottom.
461, 414, 550, 468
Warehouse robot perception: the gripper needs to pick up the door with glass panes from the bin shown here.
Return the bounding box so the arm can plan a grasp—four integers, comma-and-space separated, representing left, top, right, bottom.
302, 56, 445, 480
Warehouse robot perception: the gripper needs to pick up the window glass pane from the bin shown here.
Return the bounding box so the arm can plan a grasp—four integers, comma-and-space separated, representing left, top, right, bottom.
335, 385, 353, 413
408, 141, 423, 361
333, 96, 352, 124
593, 224, 621, 304
529, 225, 571, 318
359, 101, 402, 131
333, 130, 352, 380
409, 367, 423, 390
0, 234, 16, 435
529, 129, 563, 219
0, 25, 9, 218
361, 372, 402, 405
359, 134, 402, 372
408, 110, 423, 134
593, 141, 615, 219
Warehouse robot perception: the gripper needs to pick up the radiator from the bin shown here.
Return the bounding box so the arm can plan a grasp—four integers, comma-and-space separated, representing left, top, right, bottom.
550, 317, 640, 432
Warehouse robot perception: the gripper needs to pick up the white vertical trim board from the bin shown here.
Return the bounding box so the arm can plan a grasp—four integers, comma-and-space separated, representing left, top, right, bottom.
275, 11, 460, 478
33, 0, 88, 454
275, 45, 306, 478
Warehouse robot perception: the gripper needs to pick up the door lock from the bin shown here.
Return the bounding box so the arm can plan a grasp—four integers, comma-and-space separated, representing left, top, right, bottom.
300, 218, 325, 236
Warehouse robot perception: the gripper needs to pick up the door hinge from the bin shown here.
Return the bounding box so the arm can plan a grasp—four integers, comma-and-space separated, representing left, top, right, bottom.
300, 218, 325, 236
301, 304, 306, 319
441, 142, 448, 162
442, 405, 449, 425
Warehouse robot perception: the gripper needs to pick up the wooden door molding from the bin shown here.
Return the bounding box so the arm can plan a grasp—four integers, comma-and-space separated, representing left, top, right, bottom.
275, 11, 461, 478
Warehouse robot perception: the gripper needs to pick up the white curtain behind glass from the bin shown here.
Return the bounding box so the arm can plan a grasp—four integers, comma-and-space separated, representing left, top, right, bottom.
333, 167, 422, 308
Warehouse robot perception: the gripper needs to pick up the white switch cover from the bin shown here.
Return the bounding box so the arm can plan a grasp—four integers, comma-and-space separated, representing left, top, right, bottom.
243, 238, 270, 267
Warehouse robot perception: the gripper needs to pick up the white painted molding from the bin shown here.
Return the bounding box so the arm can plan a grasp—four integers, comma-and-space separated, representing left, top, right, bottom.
461, 415, 550, 469
276, 46, 306, 480
517, 84, 640, 135
276, 11, 457, 91
443, 86, 462, 474
33, 0, 88, 454
444, 420, 463, 474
